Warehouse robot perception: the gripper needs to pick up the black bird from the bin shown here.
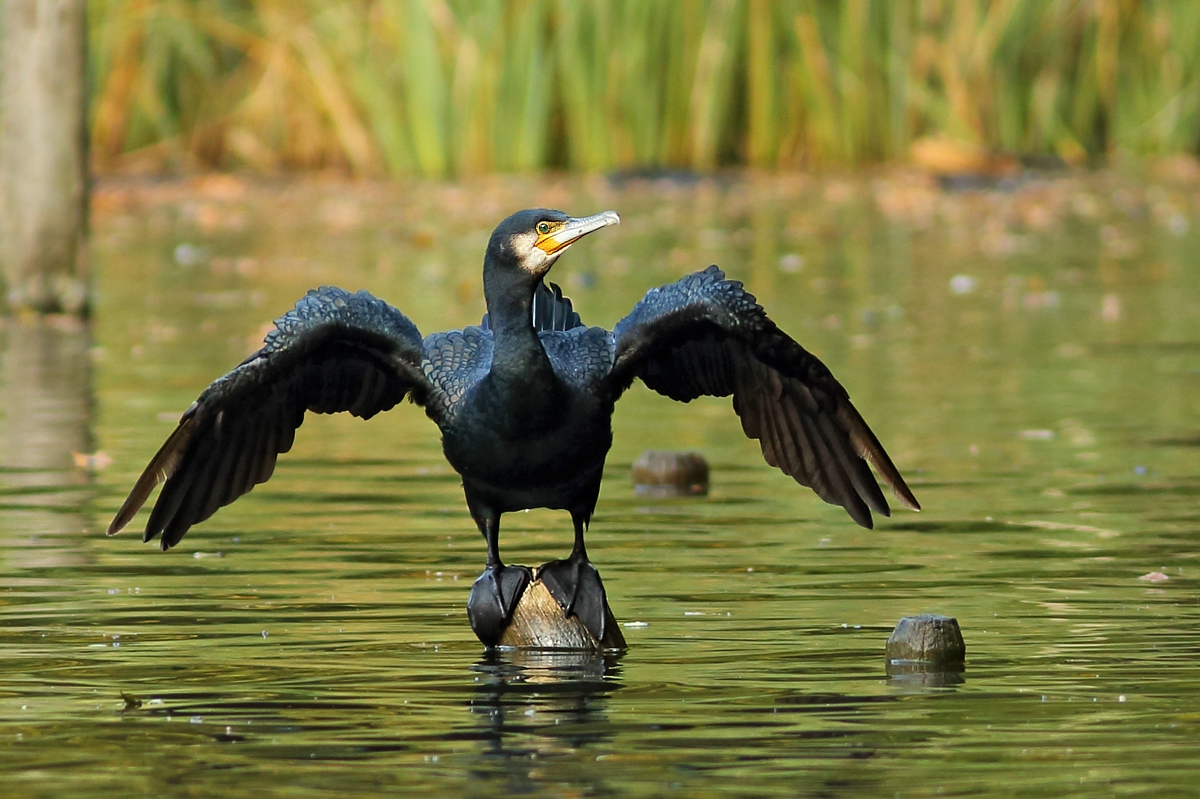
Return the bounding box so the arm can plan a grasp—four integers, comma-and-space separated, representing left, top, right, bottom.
108, 208, 919, 646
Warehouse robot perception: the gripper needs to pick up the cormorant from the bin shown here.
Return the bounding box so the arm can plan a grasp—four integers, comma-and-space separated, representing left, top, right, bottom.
108, 209, 919, 646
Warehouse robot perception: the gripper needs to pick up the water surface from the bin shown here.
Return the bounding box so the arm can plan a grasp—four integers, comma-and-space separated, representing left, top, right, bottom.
2, 171, 1199, 796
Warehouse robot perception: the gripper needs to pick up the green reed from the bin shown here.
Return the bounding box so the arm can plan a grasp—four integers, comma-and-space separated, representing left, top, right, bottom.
87, 0, 1200, 175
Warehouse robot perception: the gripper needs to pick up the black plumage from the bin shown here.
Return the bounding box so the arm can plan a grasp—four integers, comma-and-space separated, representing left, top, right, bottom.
109, 208, 919, 646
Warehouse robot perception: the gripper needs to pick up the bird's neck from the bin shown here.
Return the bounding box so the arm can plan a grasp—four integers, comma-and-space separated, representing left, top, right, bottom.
483, 270, 551, 376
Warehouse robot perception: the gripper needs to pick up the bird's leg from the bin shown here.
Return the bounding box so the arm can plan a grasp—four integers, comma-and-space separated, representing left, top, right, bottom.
466, 508, 531, 647
539, 513, 608, 643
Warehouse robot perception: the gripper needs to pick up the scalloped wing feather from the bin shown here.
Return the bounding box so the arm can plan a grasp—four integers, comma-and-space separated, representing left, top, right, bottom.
609, 266, 918, 528
108, 287, 436, 549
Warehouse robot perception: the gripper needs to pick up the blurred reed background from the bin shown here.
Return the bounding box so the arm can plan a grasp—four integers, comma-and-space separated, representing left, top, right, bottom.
88, 0, 1200, 176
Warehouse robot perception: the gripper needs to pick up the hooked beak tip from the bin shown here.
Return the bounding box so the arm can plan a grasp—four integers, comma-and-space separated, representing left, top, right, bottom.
538, 210, 620, 256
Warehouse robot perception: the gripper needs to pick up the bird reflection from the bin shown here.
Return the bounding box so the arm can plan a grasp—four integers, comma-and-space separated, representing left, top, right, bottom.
464, 648, 622, 788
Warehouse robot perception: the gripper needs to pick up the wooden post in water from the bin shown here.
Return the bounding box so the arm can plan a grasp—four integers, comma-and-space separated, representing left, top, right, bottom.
885, 614, 965, 685
631, 450, 709, 496
886, 614, 966, 665
0, 0, 90, 315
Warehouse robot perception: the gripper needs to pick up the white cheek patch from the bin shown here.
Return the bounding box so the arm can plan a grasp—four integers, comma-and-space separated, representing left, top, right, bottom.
521, 249, 550, 274
514, 232, 551, 274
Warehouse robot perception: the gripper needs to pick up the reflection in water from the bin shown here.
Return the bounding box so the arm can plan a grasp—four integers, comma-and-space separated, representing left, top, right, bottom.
885, 660, 966, 689
0, 317, 93, 568
466, 649, 621, 791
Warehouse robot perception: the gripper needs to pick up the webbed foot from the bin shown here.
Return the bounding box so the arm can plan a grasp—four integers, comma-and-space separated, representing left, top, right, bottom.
538, 557, 608, 643
467, 564, 532, 646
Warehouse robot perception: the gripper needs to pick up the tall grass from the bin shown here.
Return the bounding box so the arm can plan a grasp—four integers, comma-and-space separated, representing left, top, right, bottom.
87, 0, 1200, 175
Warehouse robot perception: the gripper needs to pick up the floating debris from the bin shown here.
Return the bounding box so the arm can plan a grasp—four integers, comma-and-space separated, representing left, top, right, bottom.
173, 242, 208, 266
1101, 293, 1122, 322
72, 451, 113, 471
778, 253, 805, 273
949, 274, 977, 295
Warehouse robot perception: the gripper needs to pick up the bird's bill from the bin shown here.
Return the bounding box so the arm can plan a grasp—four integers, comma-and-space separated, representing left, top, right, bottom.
535, 210, 620, 256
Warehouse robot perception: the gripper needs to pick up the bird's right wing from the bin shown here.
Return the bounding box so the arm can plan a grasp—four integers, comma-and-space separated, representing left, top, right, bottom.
108, 287, 436, 550
608, 266, 918, 529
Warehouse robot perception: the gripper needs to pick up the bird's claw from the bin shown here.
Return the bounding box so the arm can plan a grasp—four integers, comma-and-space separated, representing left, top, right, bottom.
538, 557, 608, 643
467, 564, 532, 646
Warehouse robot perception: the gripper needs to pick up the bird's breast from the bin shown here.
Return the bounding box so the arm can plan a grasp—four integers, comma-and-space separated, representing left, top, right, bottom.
441, 383, 613, 494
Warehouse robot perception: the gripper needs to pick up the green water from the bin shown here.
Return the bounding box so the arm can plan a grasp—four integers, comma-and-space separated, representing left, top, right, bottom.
2, 172, 1199, 796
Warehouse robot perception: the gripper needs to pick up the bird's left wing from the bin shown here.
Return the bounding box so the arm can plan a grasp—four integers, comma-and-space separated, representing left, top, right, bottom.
608, 266, 919, 528
108, 287, 436, 549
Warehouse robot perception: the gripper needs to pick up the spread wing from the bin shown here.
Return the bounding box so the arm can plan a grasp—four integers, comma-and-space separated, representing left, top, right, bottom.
609, 266, 919, 528
108, 287, 436, 549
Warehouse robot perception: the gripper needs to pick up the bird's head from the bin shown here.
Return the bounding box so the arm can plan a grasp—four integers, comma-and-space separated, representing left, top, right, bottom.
486, 208, 620, 280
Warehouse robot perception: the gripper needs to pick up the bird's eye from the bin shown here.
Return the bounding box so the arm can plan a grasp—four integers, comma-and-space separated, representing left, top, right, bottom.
537, 222, 551, 234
